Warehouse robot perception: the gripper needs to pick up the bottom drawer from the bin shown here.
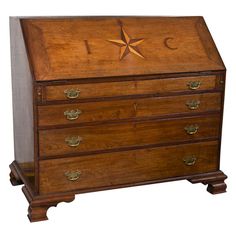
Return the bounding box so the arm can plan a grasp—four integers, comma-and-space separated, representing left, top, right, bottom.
39, 141, 219, 194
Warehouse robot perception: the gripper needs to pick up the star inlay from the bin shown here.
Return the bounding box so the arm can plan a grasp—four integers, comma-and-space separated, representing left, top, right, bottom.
108, 27, 145, 60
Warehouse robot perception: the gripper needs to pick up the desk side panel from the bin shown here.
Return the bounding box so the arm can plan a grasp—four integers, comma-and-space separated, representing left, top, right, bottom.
10, 17, 36, 190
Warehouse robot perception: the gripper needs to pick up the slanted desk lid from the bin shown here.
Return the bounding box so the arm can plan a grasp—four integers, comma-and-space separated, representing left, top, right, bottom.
21, 16, 225, 81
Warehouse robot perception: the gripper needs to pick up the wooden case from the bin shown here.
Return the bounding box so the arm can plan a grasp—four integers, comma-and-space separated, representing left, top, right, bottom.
9, 16, 227, 222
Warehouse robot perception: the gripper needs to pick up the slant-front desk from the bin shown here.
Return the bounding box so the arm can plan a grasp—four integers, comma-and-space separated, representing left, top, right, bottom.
9, 16, 227, 222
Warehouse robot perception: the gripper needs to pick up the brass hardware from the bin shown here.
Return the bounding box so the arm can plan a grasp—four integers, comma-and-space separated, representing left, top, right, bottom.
36, 86, 43, 102
187, 81, 201, 90
64, 109, 82, 120
64, 88, 80, 99
220, 80, 224, 84
183, 156, 197, 166
186, 100, 200, 110
184, 124, 199, 135
37, 87, 42, 96
65, 170, 81, 181
65, 136, 82, 147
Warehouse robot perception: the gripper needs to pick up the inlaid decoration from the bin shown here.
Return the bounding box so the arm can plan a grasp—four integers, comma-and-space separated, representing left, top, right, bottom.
108, 26, 145, 60
164, 37, 178, 50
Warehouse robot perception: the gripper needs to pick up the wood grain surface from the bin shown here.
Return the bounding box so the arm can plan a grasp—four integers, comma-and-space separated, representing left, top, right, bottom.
39, 141, 219, 194
21, 17, 225, 81
44, 75, 218, 101
39, 115, 220, 157
38, 92, 221, 127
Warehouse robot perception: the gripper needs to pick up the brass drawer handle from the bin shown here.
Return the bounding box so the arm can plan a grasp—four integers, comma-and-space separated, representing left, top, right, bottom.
184, 124, 199, 135
65, 170, 81, 181
187, 81, 201, 90
183, 156, 197, 166
186, 100, 200, 110
65, 136, 82, 147
64, 88, 80, 99
64, 109, 82, 120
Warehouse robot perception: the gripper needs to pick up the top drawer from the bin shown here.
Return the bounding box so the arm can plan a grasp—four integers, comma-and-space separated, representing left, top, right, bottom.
43, 75, 219, 102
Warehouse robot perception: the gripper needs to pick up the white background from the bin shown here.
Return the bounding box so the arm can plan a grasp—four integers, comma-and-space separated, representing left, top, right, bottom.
0, 0, 235, 235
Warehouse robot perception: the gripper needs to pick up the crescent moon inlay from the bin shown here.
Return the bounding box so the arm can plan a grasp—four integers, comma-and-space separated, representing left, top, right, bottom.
164, 37, 178, 50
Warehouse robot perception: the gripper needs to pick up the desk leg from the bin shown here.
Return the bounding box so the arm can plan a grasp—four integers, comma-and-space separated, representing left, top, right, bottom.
188, 170, 227, 194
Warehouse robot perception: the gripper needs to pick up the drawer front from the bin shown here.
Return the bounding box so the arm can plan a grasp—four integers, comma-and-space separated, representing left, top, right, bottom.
39, 115, 220, 157
44, 75, 217, 102
38, 92, 221, 127
39, 141, 219, 194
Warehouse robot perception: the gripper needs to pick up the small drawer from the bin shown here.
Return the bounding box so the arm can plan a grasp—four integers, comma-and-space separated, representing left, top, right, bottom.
39, 141, 219, 194
38, 92, 221, 127
43, 75, 218, 102
39, 115, 220, 157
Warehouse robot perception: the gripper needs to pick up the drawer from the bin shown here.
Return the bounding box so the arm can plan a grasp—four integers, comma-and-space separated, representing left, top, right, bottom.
39, 115, 220, 157
44, 75, 218, 102
39, 141, 219, 194
38, 92, 221, 127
